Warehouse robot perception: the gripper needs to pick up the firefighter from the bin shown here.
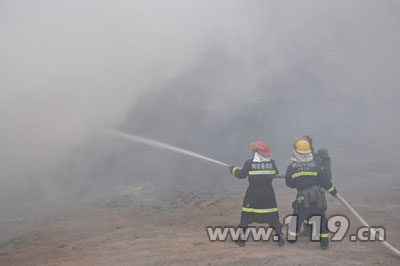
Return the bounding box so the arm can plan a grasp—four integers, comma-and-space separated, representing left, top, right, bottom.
228, 141, 284, 247
285, 138, 337, 250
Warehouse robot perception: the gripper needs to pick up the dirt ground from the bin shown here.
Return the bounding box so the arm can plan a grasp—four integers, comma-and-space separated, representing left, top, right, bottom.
1, 175, 399, 266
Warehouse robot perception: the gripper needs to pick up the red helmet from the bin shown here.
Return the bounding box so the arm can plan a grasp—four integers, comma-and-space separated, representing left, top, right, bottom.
250, 141, 270, 156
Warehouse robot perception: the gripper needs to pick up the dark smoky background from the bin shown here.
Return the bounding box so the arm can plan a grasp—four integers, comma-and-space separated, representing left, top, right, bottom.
1, 0, 399, 222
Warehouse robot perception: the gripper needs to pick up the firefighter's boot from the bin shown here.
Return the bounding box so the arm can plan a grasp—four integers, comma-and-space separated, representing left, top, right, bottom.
277, 235, 285, 247
235, 239, 245, 247
320, 238, 329, 250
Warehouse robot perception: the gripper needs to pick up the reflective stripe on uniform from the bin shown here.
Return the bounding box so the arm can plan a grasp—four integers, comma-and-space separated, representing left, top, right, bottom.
242, 207, 278, 213
248, 170, 277, 175
232, 167, 238, 176
320, 233, 329, 238
292, 171, 318, 179
327, 185, 335, 192
288, 230, 299, 237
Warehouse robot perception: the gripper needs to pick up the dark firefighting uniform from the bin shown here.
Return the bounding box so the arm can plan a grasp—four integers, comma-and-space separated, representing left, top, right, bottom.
300, 149, 333, 232
285, 155, 337, 246
231, 159, 283, 236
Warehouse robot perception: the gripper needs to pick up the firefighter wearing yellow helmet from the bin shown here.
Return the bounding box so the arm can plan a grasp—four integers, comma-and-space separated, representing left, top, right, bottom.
285, 137, 337, 250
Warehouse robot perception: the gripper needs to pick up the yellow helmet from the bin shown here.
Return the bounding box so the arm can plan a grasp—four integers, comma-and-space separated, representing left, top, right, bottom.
294, 138, 311, 154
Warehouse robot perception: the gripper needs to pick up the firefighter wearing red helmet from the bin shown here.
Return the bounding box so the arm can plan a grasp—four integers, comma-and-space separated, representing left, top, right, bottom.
228, 141, 284, 247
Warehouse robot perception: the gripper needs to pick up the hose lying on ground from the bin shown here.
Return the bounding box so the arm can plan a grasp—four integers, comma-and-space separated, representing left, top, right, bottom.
334, 193, 400, 257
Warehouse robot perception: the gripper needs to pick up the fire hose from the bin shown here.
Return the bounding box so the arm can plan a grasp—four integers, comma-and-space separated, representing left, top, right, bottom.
334, 192, 400, 257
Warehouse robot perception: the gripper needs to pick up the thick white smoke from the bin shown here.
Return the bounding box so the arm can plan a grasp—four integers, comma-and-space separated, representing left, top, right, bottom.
0, 1, 245, 195
0, 0, 399, 220
0, 0, 255, 219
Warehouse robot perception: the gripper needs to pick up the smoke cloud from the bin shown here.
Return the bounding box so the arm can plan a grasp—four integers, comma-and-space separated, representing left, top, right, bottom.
1, 0, 399, 221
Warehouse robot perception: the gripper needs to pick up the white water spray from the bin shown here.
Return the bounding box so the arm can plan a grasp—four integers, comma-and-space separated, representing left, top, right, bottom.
107, 130, 230, 167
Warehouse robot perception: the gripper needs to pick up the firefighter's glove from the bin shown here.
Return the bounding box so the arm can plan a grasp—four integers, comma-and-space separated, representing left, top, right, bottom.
228, 165, 235, 176
329, 187, 338, 196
